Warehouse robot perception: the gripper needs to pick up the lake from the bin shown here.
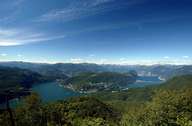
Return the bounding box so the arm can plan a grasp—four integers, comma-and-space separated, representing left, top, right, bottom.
0, 82, 80, 108
0, 76, 163, 108
32, 82, 80, 102
32, 76, 163, 102
128, 76, 163, 88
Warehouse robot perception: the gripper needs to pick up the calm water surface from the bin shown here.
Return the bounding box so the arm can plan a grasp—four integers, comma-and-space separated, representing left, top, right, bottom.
32, 82, 80, 102
128, 76, 163, 88
0, 76, 163, 108
32, 76, 163, 102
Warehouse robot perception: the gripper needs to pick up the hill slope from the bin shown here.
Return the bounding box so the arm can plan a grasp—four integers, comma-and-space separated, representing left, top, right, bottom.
0, 94, 122, 126
92, 75, 192, 104
160, 74, 192, 89
0, 66, 49, 90
63, 72, 137, 92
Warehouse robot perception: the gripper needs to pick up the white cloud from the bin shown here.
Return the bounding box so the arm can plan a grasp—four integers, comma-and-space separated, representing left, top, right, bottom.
114, 57, 192, 65
35, 0, 144, 22
69, 57, 108, 64
0, 53, 7, 57
0, 36, 65, 46
0, 28, 65, 46
1, 56, 192, 65
163, 56, 170, 59
17, 54, 23, 57
98, 58, 108, 64
0, 42, 20, 46
70, 58, 84, 63
0, 29, 17, 36
91, 0, 114, 6
120, 58, 126, 61
183, 56, 189, 59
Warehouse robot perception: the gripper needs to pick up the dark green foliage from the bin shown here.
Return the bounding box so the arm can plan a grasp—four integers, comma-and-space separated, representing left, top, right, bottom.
0, 66, 48, 90
92, 87, 154, 102
0, 66, 53, 103
92, 75, 192, 103
37, 65, 69, 80
62, 97, 121, 122
0, 94, 121, 126
64, 72, 137, 91
1, 67, 192, 125
128, 89, 192, 126
160, 75, 192, 89
92, 75, 192, 126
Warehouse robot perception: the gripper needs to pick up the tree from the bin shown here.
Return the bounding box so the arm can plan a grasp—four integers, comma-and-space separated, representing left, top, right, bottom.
135, 89, 192, 126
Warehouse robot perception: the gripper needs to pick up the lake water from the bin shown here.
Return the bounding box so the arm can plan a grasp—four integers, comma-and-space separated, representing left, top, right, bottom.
32, 82, 80, 102
31, 76, 163, 102
128, 76, 163, 88
0, 76, 163, 108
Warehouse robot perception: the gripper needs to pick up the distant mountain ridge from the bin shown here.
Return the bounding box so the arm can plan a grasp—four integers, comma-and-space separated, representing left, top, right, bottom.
0, 62, 106, 77
0, 62, 192, 80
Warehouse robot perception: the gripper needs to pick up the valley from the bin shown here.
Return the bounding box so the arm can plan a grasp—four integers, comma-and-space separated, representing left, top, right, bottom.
0, 0, 191, 125
0, 62, 192, 126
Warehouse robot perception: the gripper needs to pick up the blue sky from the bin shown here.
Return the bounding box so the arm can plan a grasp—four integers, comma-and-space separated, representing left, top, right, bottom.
0, 0, 192, 65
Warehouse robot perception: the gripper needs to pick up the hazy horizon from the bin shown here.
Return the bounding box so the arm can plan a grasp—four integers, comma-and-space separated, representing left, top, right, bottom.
1, 60, 192, 66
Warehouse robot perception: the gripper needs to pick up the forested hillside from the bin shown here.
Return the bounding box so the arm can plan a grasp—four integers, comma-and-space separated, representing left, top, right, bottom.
0, 66, 49, 90
63, 71, 137, 92
1, 75, 192, 126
